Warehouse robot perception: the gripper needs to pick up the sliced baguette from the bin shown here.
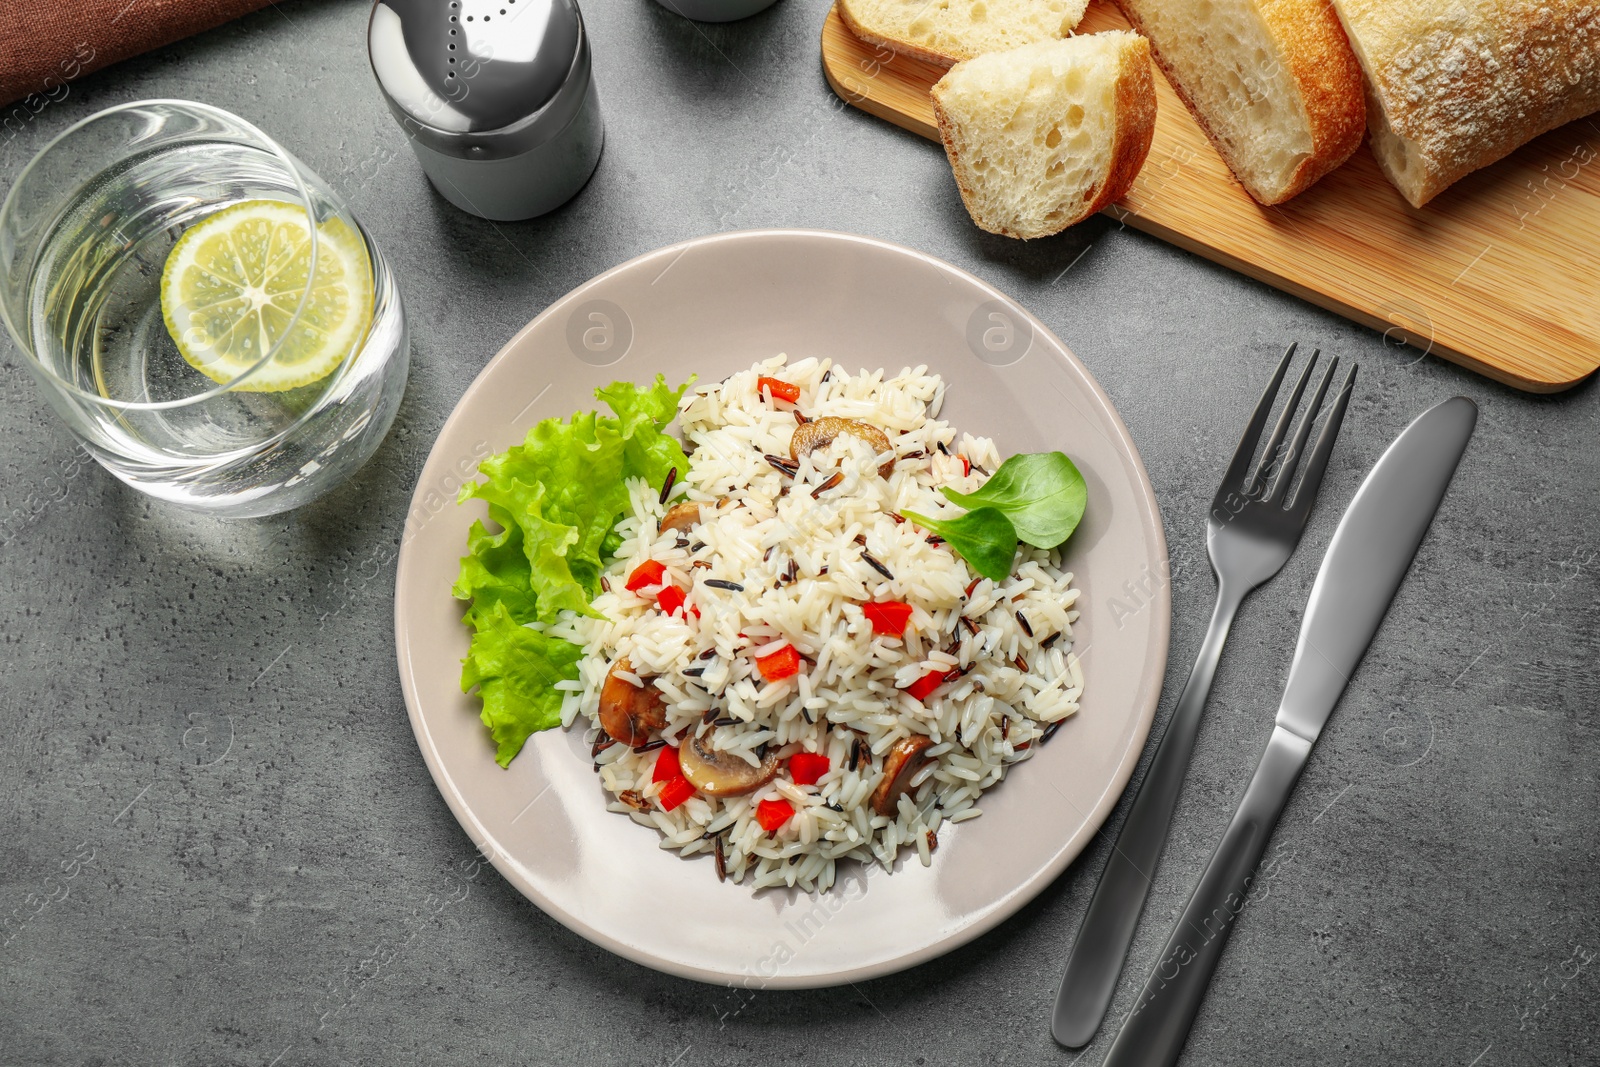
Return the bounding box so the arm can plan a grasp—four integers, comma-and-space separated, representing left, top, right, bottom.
1332, 0, 1600, 207
838, 0, 1089, 68
931, 32, 1157, 239
1115, 0, 1365, 204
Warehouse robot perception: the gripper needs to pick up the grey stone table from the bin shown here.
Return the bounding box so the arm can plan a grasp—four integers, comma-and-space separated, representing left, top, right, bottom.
2, 1, 1596, 1064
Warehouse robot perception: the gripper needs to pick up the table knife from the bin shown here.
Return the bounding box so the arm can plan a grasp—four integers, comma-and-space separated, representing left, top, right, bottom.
1100, 396, 1477, 1067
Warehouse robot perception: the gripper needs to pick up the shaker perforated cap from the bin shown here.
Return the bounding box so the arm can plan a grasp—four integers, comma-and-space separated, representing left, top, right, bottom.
368, 0, 590, 160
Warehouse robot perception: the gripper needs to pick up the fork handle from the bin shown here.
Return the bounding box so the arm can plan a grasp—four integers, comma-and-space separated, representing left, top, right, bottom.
1051, 581, 1246, 1047
1099, 724, 1313, 1067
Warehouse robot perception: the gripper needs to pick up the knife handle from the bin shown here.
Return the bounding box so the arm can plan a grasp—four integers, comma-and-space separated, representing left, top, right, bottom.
1101, 724, 1314, 1067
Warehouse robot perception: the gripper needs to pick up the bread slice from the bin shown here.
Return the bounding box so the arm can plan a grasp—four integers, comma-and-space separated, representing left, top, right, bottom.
1115, 0, 1365, 204
838, 0, 1090, 68
930, 32, 1157, 240
1331, 0, 1600, 207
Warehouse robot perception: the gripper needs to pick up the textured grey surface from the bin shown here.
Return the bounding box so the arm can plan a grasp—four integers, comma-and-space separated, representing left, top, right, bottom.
1, 1, 1596, 1065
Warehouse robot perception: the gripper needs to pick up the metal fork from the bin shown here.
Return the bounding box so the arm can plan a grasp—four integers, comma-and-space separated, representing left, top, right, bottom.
1051, 344, 1357, 1047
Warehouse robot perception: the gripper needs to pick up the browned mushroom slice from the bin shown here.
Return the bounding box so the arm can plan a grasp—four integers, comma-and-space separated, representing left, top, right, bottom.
658, 501, 703, 538
789, 416, 896, 479
598, 657, 667, 746
678, 732, 781, 797
870, 735, 935, 815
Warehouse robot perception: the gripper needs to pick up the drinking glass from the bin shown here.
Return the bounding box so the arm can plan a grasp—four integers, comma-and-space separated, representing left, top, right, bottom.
0, 100, 408, 518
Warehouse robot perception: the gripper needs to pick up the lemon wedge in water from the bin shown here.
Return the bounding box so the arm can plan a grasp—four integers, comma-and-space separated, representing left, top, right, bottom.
160, 199, 372, 392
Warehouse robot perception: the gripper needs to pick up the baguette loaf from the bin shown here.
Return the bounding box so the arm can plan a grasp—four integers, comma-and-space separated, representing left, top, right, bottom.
931, 32, 1157, 239
1115, 0, 1365, 204
1331, 0, 1600, 207
838, 0, 1089, 68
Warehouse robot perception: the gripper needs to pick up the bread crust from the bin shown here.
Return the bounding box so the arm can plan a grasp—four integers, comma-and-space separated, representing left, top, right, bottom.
836, 0, 965, 68
930, 35, 1158, 239
1114, 0, 1365, 205
1083, 35, 1158, 220
1332, 0, 1600, 207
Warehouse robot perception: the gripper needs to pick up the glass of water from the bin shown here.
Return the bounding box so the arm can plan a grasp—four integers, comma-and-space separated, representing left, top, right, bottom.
0, 100, 408, 518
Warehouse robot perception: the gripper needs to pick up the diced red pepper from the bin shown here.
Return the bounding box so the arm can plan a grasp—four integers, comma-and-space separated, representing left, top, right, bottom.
626, 559, 666, 592
757, 376, 801, 404
658, 775, 696, 811
789, 752, 830, 786
653, 745, 681, 784
903, 669, 951, 702
656, 585, 687, 617
861, 600, 914, 637
960, 455, 972, 477
756, 798, 795, 832
756, 644, 801, 681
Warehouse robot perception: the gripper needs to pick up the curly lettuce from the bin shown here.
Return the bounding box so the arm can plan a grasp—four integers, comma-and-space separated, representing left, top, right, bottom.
453, 375, 692, 766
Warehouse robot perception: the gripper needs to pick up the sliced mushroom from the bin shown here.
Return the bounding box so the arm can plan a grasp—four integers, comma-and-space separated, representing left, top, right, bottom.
658, 501, 703, 538
870, 735, 935, 816
598, 657, 667, 746
679, 732, 781, 797
790, 416, 896, 479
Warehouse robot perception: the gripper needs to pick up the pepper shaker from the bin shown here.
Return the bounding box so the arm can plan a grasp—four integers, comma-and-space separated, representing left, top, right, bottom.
368, 0, 603, 221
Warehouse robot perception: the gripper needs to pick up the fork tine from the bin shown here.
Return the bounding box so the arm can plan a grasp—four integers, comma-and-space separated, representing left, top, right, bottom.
1285, 363, 1357, 519
1249, 349, 1320, 497
1219, 343, 1296, 498
1264, 354, 1338, 503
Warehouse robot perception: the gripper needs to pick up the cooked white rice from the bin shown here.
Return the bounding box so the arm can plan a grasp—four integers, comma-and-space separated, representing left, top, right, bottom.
546, 356, 1083, 892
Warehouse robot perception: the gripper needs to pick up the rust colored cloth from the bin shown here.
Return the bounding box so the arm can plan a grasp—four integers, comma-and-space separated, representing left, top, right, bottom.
0, 0, 277, 110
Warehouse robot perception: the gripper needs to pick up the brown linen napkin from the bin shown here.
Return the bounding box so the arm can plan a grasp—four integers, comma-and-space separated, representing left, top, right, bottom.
0, 0, 277, 110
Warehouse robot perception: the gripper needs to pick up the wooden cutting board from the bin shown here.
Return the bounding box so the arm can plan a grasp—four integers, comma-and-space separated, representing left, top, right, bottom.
821, 3, 1600, 393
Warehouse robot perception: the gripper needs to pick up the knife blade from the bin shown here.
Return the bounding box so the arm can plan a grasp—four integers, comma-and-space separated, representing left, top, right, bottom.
1099, 396, 1477, 1067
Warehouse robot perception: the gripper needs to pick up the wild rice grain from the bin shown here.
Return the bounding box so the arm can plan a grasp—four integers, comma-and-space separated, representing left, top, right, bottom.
861, 552, 894, 581
658, 466, 677, 505
812, 472, 844, 498
704, 578, 744, 592
1016, 611, 1034, 637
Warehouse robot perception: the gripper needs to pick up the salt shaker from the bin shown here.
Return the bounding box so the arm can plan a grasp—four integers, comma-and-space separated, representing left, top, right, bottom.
367, 0, 603, 221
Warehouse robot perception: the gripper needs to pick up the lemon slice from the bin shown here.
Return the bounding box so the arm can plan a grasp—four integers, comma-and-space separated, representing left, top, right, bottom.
161, 199, 373, 393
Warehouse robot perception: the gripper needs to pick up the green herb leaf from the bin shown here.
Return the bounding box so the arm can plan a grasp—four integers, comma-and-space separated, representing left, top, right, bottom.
902, 506, 1018, 581
941, 451, 1086, 549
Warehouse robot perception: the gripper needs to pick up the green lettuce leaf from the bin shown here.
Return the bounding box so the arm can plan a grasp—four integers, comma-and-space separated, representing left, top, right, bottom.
459, 602, 583, 767
453, 375, 692, 766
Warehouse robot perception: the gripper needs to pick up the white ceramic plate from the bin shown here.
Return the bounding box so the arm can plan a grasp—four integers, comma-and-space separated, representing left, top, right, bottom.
394, 230, 1169, 988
